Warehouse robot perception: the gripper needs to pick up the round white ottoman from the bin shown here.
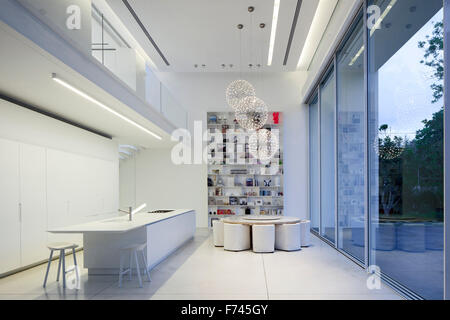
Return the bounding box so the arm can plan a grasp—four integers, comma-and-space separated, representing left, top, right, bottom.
224, 223, 251, 251
252, 224, 275, 253
212, 219, 224, 247
275, 223, 301, 251
300, 220, 311, 247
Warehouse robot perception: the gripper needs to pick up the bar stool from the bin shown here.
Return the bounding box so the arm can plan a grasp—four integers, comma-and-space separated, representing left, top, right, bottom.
119, 243, 151, 288
224, 223, 251, 251
252, 224, 275, 253
212, 219, 224, 247
300, 220, 312, 247
43, 242, 79, 289
275, 223, 301, 251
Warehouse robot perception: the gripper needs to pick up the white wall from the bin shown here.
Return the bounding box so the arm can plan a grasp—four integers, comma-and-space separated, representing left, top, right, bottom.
120, 106, 208, 228
0, 98, 119, 272
120, 148, 207, 228
283, 109, 309, 220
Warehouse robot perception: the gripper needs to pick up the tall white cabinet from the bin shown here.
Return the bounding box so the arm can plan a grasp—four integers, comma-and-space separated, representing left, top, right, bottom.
19, 143, 48, 266
0, 139, 21, 274
0, 140, 48, 273
0, 137, 117, 275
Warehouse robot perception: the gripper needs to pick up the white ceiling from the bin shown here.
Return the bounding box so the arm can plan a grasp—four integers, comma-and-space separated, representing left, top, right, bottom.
0, 21, 172, 149
106, 0, 320, 72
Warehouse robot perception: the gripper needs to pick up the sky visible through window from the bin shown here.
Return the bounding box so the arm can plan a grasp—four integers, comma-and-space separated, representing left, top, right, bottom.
378, 8, 443, 140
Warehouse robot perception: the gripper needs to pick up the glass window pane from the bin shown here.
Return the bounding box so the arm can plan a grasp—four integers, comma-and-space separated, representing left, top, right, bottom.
320, 71, 336, 242
368, 0, 444, 299
336, 15, 365, 262
309, 95, 320, 233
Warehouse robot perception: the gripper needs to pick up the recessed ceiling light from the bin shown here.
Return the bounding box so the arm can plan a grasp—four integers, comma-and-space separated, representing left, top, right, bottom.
52, 73, 162, 140
267, 0, 280, 66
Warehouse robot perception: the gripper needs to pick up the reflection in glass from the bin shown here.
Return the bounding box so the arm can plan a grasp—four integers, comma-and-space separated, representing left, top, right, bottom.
320, 71, 336, 242
336, 15, 365, 262
368, 0, 444, 299
309, 96, 320, 233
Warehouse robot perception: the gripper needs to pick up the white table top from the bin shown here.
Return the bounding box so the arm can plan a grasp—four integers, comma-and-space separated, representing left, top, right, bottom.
47, 209, 194, 234
222, 215, 302, 225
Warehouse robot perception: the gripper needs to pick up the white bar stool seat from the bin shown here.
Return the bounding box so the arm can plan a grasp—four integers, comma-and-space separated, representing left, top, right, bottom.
43, 242, 79, 289
224, 223, 250, 251
212, 219, 224, 247
275, 223, 301, 251
300, 220, 311, 247
252, 224, 275, 253
118, 243, 151, 288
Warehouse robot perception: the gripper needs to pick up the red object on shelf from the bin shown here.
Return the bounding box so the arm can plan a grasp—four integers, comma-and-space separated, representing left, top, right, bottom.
273, 112, 280, 124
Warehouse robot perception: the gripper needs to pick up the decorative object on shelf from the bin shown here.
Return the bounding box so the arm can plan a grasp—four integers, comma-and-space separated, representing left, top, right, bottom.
226, 81, 256, 110
208, 177, 214, 187
273, 112, 280, 124
230, 197, 239, 205
264, 179, 272, 187
208, 115, 218, 123
235, 96, 269, 130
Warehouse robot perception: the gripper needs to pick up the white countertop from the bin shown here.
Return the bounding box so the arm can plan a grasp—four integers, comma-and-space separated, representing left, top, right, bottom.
48, 209, 194, 234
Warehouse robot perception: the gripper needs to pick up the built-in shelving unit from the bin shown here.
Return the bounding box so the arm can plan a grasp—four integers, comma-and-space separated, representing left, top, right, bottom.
207, 112, 284, 227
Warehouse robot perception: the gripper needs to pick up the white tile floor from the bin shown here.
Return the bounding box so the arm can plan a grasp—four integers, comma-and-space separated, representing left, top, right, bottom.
0, 229, 403, 300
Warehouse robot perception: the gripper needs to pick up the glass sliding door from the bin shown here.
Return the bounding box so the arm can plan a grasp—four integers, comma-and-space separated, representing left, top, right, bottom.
336, 14, 365, 262
368, 0, 444, 299
320, 70, 336, 243
309, 95, 320, 233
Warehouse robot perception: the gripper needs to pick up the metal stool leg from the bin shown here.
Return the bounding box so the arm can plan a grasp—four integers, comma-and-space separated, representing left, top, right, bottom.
72, 248, 77, 267
56, 251, 62, 281
128, 250, 133, 281
62, 249, 66, 289
72, 248, 79, 287
134, 250, 142, 288
140, 249, 151, 282
43, 250, 54, 288
118, 251, 125, 288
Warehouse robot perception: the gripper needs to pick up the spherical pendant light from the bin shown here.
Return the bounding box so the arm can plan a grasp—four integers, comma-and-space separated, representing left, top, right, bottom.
235, 96, 268, 131
249, 129, 279, 161
226, 80, 256, 110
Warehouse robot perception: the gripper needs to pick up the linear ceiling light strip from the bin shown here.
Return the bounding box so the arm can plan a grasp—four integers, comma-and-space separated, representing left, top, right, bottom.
283, 0, 303, 65
52, 74, 162, 140
267, 0, 281, 66
122, 0, 170, 66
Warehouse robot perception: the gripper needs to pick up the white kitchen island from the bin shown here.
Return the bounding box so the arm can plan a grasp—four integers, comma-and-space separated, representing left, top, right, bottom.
48, 209, 196, 275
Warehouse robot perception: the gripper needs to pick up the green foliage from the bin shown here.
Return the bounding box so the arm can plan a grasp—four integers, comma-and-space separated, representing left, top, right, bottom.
378, 19, 444, 220
418, 21, 444, 103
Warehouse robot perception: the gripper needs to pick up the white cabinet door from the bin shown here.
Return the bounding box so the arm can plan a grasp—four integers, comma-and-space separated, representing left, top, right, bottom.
0, 138, 21, 274
20, 143, 48, 266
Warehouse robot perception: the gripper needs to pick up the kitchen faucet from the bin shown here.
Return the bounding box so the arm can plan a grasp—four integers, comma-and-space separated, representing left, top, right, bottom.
118, 206, 133, 221
118, 203, 147, 221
